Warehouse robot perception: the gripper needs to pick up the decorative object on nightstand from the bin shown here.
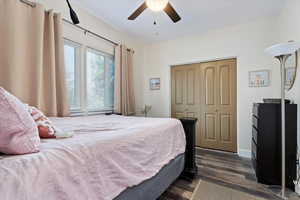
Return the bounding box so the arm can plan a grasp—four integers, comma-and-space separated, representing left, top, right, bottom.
265, 41, 300, 199
141, 105, 152, 117
179, 117, 198, 180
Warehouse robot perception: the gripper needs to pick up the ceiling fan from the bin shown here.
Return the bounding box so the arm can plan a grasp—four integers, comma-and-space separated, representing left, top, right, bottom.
128, 0, 181, 23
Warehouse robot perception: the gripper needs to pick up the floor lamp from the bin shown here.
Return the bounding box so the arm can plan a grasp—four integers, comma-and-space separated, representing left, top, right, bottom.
265, 41, 300, 199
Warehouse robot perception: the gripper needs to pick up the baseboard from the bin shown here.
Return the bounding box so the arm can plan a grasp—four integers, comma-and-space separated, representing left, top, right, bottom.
295, 183, 300, 195
238, 149, 251, 158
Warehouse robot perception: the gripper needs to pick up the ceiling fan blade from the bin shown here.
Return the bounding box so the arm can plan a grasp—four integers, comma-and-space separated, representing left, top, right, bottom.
66, 0, 80, 24
164, 2, 181, 23
128, 2, 147, 20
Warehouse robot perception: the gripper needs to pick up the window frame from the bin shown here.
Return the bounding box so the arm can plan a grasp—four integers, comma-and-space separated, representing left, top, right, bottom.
63, 39, 82, 113
63, 39, 115, 115
85, 46, 115, 113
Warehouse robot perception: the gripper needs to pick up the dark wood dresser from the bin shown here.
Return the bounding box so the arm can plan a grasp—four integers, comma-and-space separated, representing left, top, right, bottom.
252, 103, 297, 190
179, 118, 198, 180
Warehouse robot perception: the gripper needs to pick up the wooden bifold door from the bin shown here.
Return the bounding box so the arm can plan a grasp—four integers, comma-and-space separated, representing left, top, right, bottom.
171, 59, 237, 152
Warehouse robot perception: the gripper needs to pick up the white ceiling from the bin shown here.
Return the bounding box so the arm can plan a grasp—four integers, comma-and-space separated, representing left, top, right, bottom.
73, 0, 284, 42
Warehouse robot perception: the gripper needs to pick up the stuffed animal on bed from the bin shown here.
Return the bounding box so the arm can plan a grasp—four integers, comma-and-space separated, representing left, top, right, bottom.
27, 106, 73, 139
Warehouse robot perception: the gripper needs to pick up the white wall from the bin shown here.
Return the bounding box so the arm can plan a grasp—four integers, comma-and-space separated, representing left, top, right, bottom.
139, 17, 282, 156
37, 0, 145, 111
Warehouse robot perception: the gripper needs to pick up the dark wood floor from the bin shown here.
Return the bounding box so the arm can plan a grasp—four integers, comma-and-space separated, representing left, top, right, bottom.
159, 148, 299, 200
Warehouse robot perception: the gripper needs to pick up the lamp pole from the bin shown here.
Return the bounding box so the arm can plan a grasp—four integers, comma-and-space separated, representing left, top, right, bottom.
266, 41, 300, 199
275, 54, 291, 199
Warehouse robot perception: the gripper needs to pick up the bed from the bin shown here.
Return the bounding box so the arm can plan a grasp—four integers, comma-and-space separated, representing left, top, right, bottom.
0, 115, 186, 200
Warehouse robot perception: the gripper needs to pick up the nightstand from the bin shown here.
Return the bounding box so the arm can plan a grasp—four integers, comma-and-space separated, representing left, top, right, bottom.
179, 117, 198, 180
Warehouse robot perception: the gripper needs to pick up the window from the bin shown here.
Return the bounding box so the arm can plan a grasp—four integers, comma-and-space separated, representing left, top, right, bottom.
63, 40, 115, 114
86, 48, 114, 112
64, 40, 81, 111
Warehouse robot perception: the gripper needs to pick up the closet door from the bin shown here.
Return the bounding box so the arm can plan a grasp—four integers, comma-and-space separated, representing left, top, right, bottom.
171, 64, 200, 120
199, 59, 237, 152
171, 65, 187, 119
217, 59, 237, 152
171, 59, 236, 153
199, 61, 219, 149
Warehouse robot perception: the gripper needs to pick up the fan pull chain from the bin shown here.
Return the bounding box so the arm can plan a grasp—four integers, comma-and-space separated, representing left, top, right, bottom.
152, 12, 159, 36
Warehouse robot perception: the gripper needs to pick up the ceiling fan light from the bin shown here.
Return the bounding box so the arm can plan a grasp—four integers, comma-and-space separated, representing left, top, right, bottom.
146, 0, 169, 12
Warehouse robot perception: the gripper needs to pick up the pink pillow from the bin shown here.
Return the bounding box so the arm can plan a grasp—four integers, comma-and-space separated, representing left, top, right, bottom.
28, 106, 56, 139
0, 88, 40, 155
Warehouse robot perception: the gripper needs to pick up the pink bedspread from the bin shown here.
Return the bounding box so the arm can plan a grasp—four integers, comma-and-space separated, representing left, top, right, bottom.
0, 115, 186, 200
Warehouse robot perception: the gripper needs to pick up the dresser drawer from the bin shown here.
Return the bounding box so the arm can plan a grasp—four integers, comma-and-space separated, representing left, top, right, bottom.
252, 126, 258, 144
252, 115, 258, 129
251, 139, 257, 160
253, 104, 259, 117
252, 156, 257, 173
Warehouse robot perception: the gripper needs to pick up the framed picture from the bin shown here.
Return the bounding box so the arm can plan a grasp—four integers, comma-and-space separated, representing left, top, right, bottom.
150, 78, 160, 90
249, 70, 270, 87
286, 67, 296, 89
285, 51, 298, 90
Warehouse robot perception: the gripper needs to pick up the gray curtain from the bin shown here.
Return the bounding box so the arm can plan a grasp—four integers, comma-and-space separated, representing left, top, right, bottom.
114, 45, 135, 116
0, 0, 69, 117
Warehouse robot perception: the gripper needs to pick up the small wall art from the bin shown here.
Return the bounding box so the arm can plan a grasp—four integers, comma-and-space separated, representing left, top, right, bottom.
150, 78, 160, 90
286, 67, 296, 89
249, 70, 270, 87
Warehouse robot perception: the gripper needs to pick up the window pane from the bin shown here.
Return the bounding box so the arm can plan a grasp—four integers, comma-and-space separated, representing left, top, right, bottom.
86, 50, 105, 111
86, 50, 114, 112
104, 57, 114, 110
64, 41, 115, 114
64, 43, 79, 110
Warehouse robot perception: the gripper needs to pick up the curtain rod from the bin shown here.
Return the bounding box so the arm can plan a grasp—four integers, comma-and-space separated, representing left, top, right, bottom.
19, 0, 134, 52
20, 0, 35, 7
63, 18, 136, 52
62, 19, 119, 46
19, 0, 118, 46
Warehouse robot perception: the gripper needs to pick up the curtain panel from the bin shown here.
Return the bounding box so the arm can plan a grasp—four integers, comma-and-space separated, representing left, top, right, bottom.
0, 0, 69, 117
114, 45, 135, 116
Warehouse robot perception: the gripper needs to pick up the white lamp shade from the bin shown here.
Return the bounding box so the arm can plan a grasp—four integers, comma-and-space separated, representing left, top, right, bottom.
265, 41, 300, 57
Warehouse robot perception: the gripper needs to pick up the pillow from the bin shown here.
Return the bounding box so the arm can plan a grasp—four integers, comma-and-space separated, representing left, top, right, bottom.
28, 106, 74, 139
27, 106, 56, 138
0, 88, 40, 155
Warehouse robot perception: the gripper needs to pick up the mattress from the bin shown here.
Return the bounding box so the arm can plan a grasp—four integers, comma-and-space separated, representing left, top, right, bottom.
0, 115, 186, 200
115, 153, 185, 200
